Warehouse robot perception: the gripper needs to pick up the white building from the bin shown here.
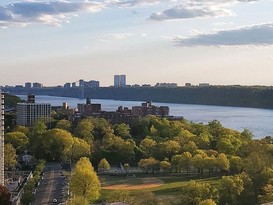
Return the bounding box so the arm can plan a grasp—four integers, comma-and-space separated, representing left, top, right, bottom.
114, 75, 126, 87
0, 90, 4, 185
16, 95, 51, 126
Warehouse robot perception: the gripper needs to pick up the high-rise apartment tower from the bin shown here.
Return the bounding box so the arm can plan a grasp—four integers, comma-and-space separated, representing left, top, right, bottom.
114, 75, 126, 87
17, 94, 51, 126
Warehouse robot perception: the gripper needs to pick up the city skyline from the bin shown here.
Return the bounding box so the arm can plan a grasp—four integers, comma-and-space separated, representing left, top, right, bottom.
1, 0, 273, 86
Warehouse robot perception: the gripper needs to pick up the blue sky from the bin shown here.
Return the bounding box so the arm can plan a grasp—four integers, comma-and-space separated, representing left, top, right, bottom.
1, 0, 273, 87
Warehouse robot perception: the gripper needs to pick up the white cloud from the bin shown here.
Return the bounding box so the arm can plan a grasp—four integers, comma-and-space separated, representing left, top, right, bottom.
107, 0, 161, 7
149, 5, 232, 21
0, 1, 104, 27
174, 23, 273, 46
149, 0, 259, 21
109, 33, 134, 39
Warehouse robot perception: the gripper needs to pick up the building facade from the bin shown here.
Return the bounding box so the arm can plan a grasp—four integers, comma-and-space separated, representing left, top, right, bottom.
132, 101, 169, 117
0, 91, 4, 185
114, 75, 126, 87
25, 82, 32, 89
16, 95, 51, 126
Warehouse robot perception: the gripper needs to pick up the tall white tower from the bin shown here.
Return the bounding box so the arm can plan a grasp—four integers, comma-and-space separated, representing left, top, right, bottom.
114, 75, 120, 87
0, 91, 4, 185
114, 75, 126, 87
120, 75, 126, 87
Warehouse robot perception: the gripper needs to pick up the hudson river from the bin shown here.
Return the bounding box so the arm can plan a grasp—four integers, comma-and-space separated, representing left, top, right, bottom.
18, 95, 273, 139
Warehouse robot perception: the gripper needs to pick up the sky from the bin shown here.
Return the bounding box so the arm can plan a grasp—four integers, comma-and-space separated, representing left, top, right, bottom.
1, 0, 273, 87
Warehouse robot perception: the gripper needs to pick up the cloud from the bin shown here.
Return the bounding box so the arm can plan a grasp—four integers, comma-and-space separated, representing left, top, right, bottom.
107, 0, 161, 7
109, 33, 134, 39
149, 0, 259, 21
150, 5, 232, 21
0, 1, 104, 27
174, 23, 273, 46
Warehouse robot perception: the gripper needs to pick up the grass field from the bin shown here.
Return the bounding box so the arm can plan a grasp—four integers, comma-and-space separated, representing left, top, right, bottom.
100, 174, 221, 204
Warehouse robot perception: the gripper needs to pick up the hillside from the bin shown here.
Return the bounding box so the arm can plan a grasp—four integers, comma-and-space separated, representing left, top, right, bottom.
3, 85, 273, 109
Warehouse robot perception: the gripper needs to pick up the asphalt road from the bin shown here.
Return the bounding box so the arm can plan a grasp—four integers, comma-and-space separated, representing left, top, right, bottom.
33, 163, 65, 205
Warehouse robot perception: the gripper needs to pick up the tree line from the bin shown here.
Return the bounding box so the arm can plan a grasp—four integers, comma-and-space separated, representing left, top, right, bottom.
4, 115, 273, 204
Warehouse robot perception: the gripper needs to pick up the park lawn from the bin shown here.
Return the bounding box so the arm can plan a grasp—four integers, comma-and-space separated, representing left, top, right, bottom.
100, 174, 221, 204
150, 176, 220, 194
100, 176, 144, 186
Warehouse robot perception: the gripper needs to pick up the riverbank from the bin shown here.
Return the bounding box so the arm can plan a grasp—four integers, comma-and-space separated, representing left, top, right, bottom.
4, 85, 273, 110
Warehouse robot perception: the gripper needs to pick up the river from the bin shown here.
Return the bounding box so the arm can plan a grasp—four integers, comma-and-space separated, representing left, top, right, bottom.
17, 95, 273, 139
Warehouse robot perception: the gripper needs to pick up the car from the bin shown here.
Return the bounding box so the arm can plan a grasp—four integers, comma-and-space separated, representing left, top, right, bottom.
53, 199, 58, 203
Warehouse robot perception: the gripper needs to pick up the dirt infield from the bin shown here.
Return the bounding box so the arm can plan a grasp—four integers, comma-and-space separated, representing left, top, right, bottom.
102, 177, 164, 190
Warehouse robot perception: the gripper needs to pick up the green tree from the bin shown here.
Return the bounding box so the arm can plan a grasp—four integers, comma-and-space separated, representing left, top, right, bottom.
101, 135, 135, 163
70, 137, 91, 162
43, 128, 74, 161
219, 175, 244, 205
56, 119, 72, 132
171, 154, 183, 173
4, 143, 16, 170
160, 160, 171, 173
98, 158, 111, 173
138, 157, 159, 174
114, 123, 131, 139
199, 199, 217, 205
183, 141, 198, 154
140, 137, 157, 157
229, 156, 242, 174
74, 119, 94, 142
12, 125, 29, 135
258, 179, 273, 204
160, 140, 180, 159
21, 190, 34, 205
180, 151, 192, 175
29, 121, 47, 136
107, 190, 132, 204
5, 131, 28, 153
180, 180, 219, 205
216, 153, 230, 173
237, 172, 255, 205
70, 157, 101, 200
192, 153, 207, 176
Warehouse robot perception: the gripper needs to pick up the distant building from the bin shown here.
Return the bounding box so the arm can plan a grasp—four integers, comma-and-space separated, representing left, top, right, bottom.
77, 98, 101, 116
85, 80, 100, 88
79, 79, 100, 88
15, 85, 23, 88
199, 83, 210, 87
72, 82, 76, 88
33, 82, 42, 88
120, 75, 126, 87
79, 79, 85, 87
132, 101, 169, 117
155, 83, 177, 88
132, 84, 140, 87
142, 84, 151, 87
64, 83, 71, 89
51, 102, 76, 122
20, 152, 33, 165
16, 94, 51, 126
114, 75, 126, 87
25, 82, 32, 89
0, 91, 4, 185
185, 83, 192, 87
97, 106, 138, 124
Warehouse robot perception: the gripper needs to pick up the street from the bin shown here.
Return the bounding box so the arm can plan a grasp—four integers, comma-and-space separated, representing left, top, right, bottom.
33, 163, 67, 205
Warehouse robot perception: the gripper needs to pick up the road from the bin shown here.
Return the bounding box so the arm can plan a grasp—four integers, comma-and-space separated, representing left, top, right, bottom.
33, 163, 65, 205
